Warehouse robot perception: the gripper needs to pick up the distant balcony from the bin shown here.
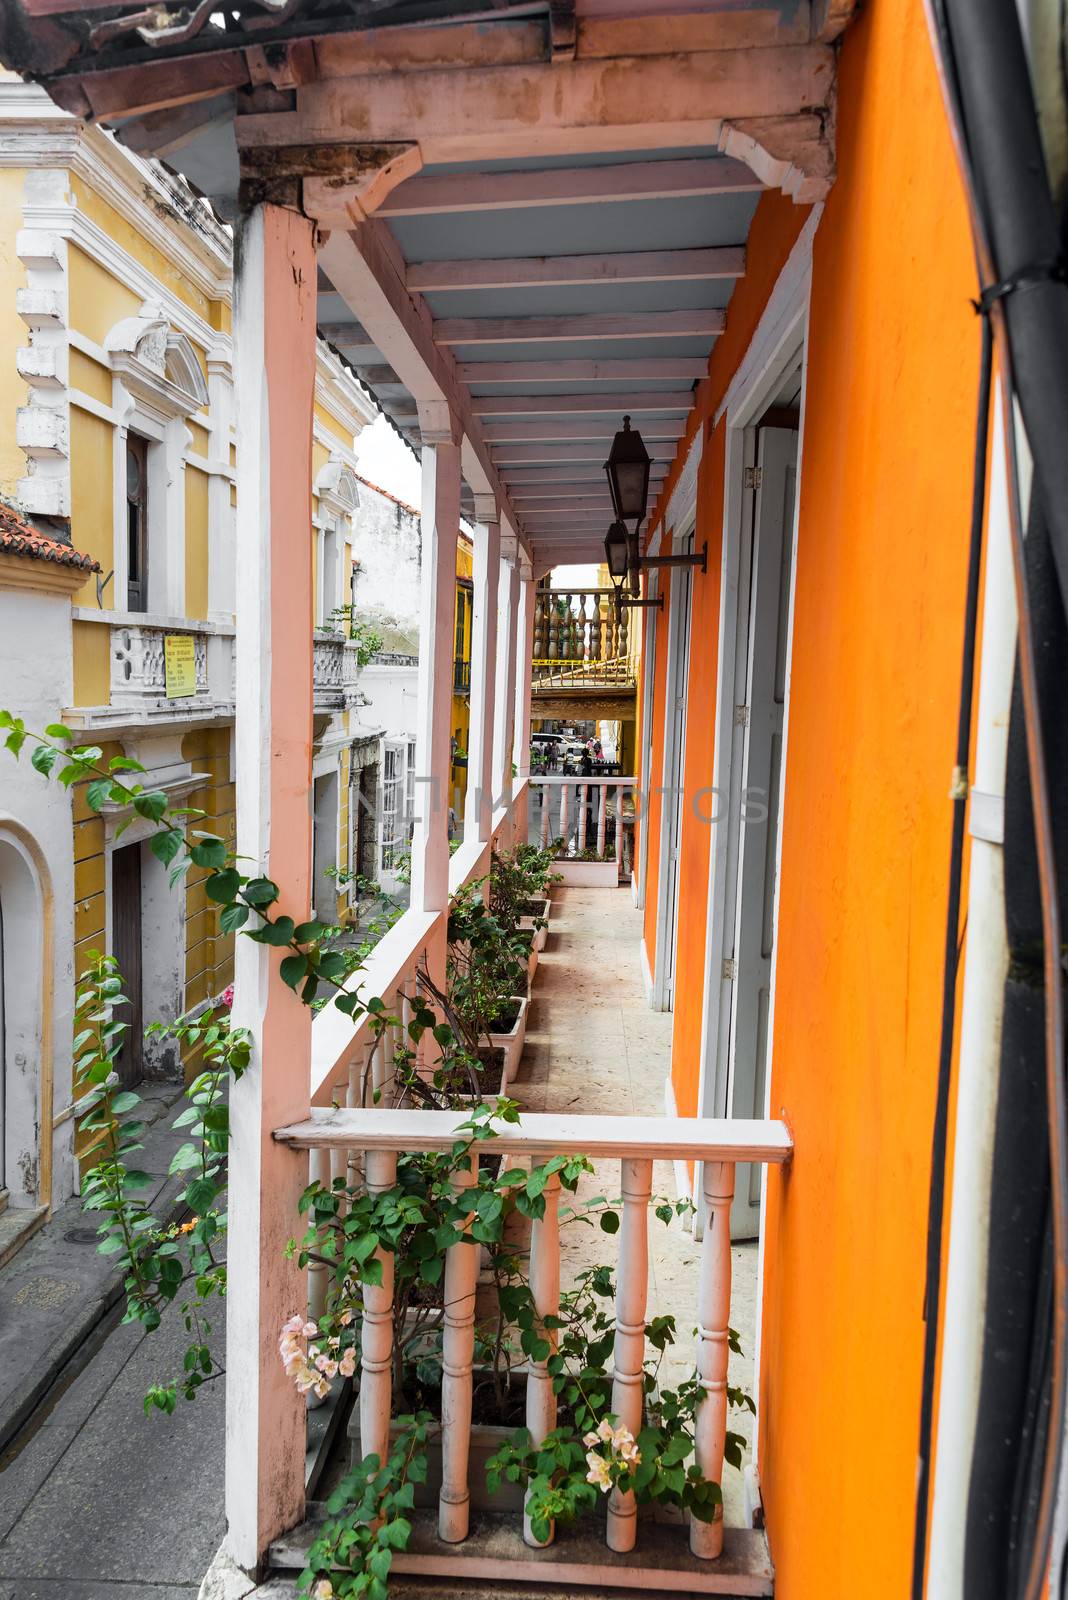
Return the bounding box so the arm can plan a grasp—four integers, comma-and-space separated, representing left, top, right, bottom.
66, 611, 235, 733
314, 630, 363, 713
453, 655, 471, 696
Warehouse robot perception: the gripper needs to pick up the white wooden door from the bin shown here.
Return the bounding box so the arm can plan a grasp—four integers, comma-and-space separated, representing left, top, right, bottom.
727, 426, 797, 1236
662, 534, 694, 1008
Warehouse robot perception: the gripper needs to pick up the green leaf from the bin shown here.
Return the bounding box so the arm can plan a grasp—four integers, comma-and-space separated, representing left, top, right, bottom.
249, 916, 295, 948
599, 1210, 620, 1234
205, 868, 242, 904
294, 920, 328, 943
280, 953, 309, 989
110, 1091, 141, 1114
149, 830, 184, 867
219, 902, 249, 934
190, 837, 228, 869
243, 876, 280, 907
132, 789, 168, 822
44, 722, 72, 741
108, 755, 146, 773
85, 778, 113, 812
31, 744, 58, 776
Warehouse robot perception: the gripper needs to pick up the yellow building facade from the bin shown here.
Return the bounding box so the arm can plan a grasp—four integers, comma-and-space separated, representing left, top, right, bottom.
0, 79, 378, 1225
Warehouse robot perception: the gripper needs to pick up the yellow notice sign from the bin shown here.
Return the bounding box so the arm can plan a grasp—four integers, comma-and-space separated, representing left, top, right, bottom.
164, 634, 197, 699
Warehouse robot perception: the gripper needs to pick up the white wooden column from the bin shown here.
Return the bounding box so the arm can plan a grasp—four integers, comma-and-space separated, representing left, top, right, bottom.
691, 1159, 735, 1559
464, 496, 499, 846
607, 1156, 652, 1553
410, 427, 460, 914
512, 563, 535, 846
513, 564, 535, 783
226, 201, 316, 1574
492, 536, 520, 814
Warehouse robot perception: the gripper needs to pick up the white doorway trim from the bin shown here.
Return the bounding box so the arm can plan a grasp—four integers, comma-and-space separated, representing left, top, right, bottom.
696, 206, 819, 1136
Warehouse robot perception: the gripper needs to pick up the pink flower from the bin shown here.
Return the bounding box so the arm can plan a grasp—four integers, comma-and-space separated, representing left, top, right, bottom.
219, 984, 234, 1010
338, 1349, 356, 1379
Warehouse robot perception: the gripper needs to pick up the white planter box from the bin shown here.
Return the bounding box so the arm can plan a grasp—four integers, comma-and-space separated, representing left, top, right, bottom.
554, 858, 620, 887
489, 994, 530, 1089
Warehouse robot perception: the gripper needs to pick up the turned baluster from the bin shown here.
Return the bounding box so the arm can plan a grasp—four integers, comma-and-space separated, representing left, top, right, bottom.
614, 788, 624, 873
547, 601, 559, 661
308, 1146, 331, 1327
607, 1156, 652, 1553
534, 593, 547, 659
577, 784, 589, 852
360, 1148, 397, 1469
540, 784, 551, 847
440, 1154, 478, 1542
599, 595, 611, 662
588, 596, 600, 664
524, 1168, 561, 1547
690, 1160, 735, 1559
617, 606, 628, 662
559, 783, 570, 847
347, 1056, 363, 1193
596, 784, 608, 857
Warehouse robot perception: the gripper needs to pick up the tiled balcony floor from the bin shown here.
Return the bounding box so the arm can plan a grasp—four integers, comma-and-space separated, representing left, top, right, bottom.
514, 885, 759, 1529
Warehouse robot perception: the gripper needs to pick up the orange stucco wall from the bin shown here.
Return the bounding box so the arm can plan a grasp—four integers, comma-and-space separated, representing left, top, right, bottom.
753, 3, 979, 1595
636, 0, 979, 1587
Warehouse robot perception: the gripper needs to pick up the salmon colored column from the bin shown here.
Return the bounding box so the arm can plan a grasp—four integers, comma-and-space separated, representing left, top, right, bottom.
226, 202, 316, 1574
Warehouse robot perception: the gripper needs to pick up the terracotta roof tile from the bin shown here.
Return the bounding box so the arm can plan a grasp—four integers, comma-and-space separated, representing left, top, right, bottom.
0, 503, 99, 572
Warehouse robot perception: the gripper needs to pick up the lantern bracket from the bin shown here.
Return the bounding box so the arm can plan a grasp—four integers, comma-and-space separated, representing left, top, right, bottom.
638, 541, 708, 575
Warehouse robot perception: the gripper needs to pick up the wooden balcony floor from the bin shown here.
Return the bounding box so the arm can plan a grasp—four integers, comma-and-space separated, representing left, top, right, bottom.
515, 884, 759, 1529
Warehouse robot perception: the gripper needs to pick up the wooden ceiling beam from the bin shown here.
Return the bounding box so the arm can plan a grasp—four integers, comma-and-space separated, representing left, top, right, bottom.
471, 392, 693, 416
233, 45, 835, 169
409, 246, 744, 292
482, 417, 688, 442
435, 310, 723, 346
375, 158, 758, 218
460, 358, 704, 385
494, 442, 676, 464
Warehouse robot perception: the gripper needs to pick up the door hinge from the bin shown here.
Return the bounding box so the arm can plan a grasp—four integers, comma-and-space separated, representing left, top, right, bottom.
722, 958, 737, 981
745, 466, 762, 490
734, 703, 750, 727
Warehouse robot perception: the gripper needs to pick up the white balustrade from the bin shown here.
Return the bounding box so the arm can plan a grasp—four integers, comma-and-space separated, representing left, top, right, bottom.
524, 1167, 561, 1547
359, 1147, 398, 1469
440, 1154, 478, 1542
607, 1156, 652, 1552
276, 1109, 792, 1568
528, 777, 636, 867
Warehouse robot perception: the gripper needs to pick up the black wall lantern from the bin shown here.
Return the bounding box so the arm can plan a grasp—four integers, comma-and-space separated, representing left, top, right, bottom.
604, 519, 629, 583
604, 415, 651, 597
604, 415, 652, 526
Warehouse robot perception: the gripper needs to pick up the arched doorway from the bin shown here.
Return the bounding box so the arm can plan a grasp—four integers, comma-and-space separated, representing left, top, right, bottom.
0, 825, 51, 1213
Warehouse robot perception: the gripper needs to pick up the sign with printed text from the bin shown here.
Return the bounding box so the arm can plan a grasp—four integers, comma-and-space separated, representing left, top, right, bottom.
164, 634, 197, 699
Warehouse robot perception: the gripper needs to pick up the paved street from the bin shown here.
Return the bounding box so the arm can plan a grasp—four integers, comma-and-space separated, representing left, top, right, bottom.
0, 1274, 225, 1598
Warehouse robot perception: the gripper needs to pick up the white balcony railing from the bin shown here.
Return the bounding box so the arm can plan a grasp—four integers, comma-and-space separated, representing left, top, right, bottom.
274, 1105, 791, 1583
66, 612, 235, 730
314, 631, 364, 712
530, 775, 637, 878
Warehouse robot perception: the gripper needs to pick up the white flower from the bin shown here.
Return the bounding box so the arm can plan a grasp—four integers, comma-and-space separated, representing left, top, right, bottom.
311, 1581, 334, 1599
585, 1451, 612, 1491
582, 1431, 599, 1448
596, 1418, 614, 1443
338, 1349, 356, 1379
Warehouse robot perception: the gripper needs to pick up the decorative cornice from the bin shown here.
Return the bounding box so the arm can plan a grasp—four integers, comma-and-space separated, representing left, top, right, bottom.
0, 84, 232, 305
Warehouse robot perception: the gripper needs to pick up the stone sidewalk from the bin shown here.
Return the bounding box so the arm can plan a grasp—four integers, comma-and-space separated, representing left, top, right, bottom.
0, 1079, 226, 1598
0, 1285, 225, 1598
0, 1080, 192, 1458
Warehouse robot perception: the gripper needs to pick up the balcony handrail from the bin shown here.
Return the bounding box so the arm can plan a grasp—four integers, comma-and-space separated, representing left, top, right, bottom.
275, 1107, 792, 1163
310, 782, 529, 1104
530, 774, 636, 787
